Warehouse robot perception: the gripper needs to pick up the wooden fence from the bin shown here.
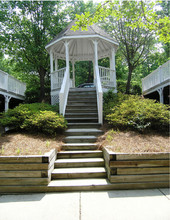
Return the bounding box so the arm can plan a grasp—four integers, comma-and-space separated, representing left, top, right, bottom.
103, 148, 170, 189
0, 149, 57, 193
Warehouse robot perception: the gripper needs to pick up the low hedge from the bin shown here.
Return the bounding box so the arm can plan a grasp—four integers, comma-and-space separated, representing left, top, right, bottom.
0, 103, 66, 135
104, 91, 169, 132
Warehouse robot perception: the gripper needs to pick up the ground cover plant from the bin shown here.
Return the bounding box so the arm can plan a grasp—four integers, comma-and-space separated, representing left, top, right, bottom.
0, 103, 67, 135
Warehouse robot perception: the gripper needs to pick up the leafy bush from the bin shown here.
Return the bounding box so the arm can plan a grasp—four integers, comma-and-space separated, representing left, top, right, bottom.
0, 103, 66, 134
104, 92, 169, 132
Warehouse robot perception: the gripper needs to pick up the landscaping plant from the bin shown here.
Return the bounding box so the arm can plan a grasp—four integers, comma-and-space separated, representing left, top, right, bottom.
0, 103, 66, 135
104, 91, 169, 133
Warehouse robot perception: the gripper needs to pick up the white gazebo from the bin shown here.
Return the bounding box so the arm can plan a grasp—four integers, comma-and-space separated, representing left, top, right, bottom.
45, 21, 118, 123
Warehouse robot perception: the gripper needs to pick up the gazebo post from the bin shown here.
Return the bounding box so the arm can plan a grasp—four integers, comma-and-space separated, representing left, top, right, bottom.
50, 48, 54, 74
72, 61, 75, 88
93, 40, 98, 84
110, 47, 117, 92
55, 59, 58, 71
65, 41, 70, 74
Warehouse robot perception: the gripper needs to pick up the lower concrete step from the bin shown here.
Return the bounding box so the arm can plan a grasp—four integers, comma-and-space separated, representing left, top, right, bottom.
54, 158, 105, 168
67, 123, 101, 129
64, 136, 97, 143
62, 143, 98, 150
65, 118, 98, 123
57, 150, 103, 159
65, 129, 103, 136
65, 109, 97, 114
47, 178, 115, 191
65, 113, 98, 118
51, 167, 107, 179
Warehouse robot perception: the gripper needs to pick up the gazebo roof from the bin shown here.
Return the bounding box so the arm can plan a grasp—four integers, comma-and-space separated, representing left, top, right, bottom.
45, 21, 118, 61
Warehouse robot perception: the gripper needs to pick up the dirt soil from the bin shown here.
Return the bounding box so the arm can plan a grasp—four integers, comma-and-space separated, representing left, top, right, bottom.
98, 125, 170, 153
0, 131, 63, 156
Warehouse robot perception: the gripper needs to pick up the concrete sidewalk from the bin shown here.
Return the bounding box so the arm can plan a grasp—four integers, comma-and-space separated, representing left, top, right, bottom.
0, 188, 169, 220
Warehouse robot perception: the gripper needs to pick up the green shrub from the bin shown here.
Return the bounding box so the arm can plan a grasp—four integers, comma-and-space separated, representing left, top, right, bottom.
22, 111, 67, 134
0, 103, 66, 134
105, 93, 169, 132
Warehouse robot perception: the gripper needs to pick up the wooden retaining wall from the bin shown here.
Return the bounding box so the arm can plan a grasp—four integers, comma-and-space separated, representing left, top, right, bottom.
103, 148, 170, 189
0, 149, 57, 193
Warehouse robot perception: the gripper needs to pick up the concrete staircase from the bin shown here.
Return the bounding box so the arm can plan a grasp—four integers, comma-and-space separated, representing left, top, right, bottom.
49, 88, 110, 191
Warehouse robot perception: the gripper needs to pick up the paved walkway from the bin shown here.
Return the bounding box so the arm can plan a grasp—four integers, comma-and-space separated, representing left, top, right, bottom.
0, 188, 169, 220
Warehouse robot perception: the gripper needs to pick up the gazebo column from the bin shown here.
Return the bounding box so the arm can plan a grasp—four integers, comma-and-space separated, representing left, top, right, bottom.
93, 40, 99, 84
65, 41, 70, 73
50, 48, 54, 74
55, 59, 58, 71
110, 47, 117, 92
72, 61, 75, 88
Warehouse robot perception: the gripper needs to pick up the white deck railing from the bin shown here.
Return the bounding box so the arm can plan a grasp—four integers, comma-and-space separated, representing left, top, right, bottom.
142, 60, 170, 93
51, 67, 66, 91
59, 67, 70, 116
99, 66, 114, 88
95, 65, 103, 124
0, 70, 26, 96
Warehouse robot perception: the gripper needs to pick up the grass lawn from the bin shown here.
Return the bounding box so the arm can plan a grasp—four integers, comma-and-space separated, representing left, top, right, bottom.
98, 124, 170, 153
0, 131, 63, 156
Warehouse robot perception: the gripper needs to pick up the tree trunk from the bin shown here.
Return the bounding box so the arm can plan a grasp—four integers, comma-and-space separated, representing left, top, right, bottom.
87, 61, 92, 83
39, 66, 46, 102
126, 64, 133, 94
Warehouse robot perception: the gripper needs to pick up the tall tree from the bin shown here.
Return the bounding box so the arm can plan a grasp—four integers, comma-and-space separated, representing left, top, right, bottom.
0, 1, 66, 102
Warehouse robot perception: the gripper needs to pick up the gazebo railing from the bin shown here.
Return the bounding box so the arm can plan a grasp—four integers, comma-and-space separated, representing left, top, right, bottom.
51, 67, 66, 90
59, 67, 70, 115
95, 65, 103, 124
99, 66, 115, 88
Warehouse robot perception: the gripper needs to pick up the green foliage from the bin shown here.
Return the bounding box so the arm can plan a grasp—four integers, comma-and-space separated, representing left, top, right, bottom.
104, 92, 169, 132
0, 103, 64, 135
73, 0, 170, 43
22, 111, 67, 135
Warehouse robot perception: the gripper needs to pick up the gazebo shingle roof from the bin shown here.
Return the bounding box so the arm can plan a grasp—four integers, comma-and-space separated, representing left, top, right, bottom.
46, 20, 117, 48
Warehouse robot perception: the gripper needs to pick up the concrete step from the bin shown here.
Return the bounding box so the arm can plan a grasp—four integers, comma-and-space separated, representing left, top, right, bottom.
54, 158, 105, 168
65, 109, 97, 114
66, 105, 97, 110
64, 135, 97, 143
65, 118, 98, 123
69, 88, 96, 92
68, 97, 96, 102
51, 167, 107, 179
62, 143, 98, 150
68, 94, 96, 99
65, 113, 98, 118
57, 150, 103, 159
67, 123, 101, 129
65, 128, 103, 136
47, 178, 115, 191
67, 101, 97, 106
